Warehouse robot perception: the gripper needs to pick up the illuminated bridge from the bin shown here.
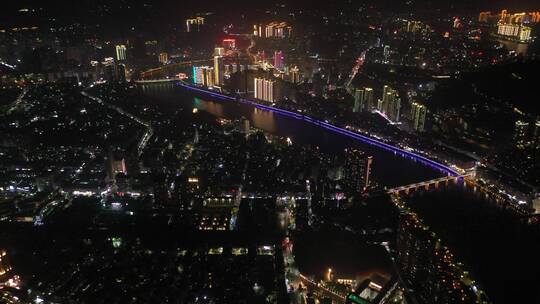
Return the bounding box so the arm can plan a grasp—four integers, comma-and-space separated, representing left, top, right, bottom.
140, 59, 212, 79
135, 78, 179, 84
172, 81, 461, 177
387, 174, 472, 195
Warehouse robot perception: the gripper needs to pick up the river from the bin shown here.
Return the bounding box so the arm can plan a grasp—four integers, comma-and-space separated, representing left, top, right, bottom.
140, 82, 444, 188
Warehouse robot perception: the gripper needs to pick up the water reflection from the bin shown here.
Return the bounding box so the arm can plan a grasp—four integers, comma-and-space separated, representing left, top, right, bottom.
251, 108, 276, 133
140, 83, 444, 187
194, 97, 225, 117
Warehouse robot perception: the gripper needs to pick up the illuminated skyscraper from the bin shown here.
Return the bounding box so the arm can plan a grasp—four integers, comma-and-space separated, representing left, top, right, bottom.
289, 66, 301, 84
381, 85, 401, 122
214, 55, 224, 86
383, 45, 390, 62
193, 66, 203, 85
353, 87, 374, 112
274, 50, 284, 70
254, 77, 275, 102
353, 89, 364, 113
186, 16, 205, 32
343, 149, 372, 192
203, 67, 215, 87
214, 47, 225, 56
116, 63, 127, 82
193, 66, 214, 86
514, 120, 529, 149
159, 52, 168, 64
411, 102, 427, 132
254, 22, 292, 38
365, 156, 373, 189
115, 45, 127, 61
363, 88, 374, 111
497, 23, 531, 42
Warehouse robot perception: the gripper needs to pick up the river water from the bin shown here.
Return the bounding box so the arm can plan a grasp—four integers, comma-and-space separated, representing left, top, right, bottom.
140, 82, 443, 188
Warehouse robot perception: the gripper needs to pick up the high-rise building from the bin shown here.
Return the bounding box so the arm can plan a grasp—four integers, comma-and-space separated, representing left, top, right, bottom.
214, 47, 225, 56
274, 50, 284, 70
353, 89, 364, 113
203, 67, 214, 87
116, 63, 127, 82
411, 102, 427, 132
254, 22, 292, 38
363, 88, 374, 111
289, 66, 301, 84
213, 55, 224, 86
186, 16, 205, 32
193, 66, 215, 87
254, 77, 275, 102
353, 87, 374, 112
102, 57, 118, 82
365, 156, 373, 189
497, 23, 531, 42
343, 149, 372, 192
115, 45, 127, 61
159, 52, 168, 64
453, 18, 461, 29
193, 66, 203, 85
381, 85, 401, 122
514, 120, 529, 149
383, 45, 390, 62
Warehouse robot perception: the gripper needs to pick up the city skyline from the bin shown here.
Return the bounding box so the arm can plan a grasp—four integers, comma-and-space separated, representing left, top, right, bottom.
1, 1, 539, 304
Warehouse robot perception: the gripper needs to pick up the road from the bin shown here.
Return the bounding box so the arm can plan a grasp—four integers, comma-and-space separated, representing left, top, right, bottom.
81, 90, 154, 156
7, 87, 29, 114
